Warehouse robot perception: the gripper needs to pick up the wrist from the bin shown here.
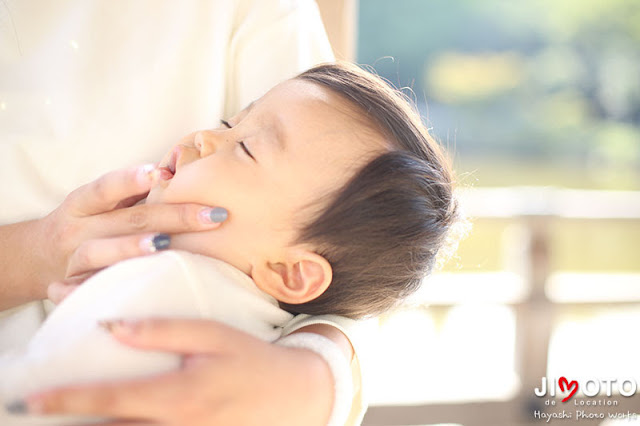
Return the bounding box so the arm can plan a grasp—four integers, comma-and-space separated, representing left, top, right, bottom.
0, 219, 50, 309
30, 218, 55, 298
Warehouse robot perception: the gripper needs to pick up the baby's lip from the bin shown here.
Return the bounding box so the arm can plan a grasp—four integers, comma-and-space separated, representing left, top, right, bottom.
157, 147, 179, 180
168, 147, 178, 174
156, 167, 174, 180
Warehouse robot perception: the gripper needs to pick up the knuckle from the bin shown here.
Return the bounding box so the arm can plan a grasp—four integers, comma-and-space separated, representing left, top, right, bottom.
40, 392, 63, 413
91, 177, 109, 203
68, 242, 93, 276
65, 182, 90, 205
64, 188, 80, 207
178, 205, 198, 230
128, 209, 149, 230
56, 221, 82, 256
57, 220, 79, 242
93, 387, 119, 409
66, 386, 119, 413
41, 387, 82, 413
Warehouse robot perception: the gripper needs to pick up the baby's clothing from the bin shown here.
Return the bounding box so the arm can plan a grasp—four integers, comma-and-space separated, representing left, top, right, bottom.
0, 250, 293, 424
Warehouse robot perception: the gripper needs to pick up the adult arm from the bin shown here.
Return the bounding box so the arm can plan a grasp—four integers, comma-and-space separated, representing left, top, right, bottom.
0, 165, 226, 311
20, 319, 353, 426
0, 220, 50, 310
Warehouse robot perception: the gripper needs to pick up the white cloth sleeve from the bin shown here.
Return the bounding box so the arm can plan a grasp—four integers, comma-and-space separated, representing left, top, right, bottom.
276, 332, 353, 426
281, 314, 377, 426
224, 0, 335, 115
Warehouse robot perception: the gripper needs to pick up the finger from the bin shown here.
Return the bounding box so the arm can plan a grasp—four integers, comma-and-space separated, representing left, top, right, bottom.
61, 273, 96, 286
47, 281, 81, 304
83, 421, 158, 426
47, 272, 95, 303
26, 372, 181, 419
66, 233, 170, 277
100, 318, 257, 354
114, 192, 149, 210
66, 165, 157, 216
89, 203, 228, 237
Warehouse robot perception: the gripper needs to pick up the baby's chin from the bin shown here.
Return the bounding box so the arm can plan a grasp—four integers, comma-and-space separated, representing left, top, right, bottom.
146, 167, 175, 204
146, 175, 175, 204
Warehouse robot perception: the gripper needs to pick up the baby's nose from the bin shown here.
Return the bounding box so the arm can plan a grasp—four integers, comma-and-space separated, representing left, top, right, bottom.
194, 130, 218, 157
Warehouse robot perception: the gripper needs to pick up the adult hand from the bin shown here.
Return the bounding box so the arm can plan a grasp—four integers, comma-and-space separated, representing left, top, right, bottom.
23, 319, 336, 426
0, 164, 227, 309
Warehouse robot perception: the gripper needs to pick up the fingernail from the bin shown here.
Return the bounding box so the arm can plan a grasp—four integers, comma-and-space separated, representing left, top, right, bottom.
151, 233, 171, 251
140, 233, 171, 253
5, 399, 27, 414
98, 319, 140, 336
199, 207, 228, 224
137, 163, 156, 185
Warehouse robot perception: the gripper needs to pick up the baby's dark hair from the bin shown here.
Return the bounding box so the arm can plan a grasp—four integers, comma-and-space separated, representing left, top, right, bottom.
280, 62, 459, 319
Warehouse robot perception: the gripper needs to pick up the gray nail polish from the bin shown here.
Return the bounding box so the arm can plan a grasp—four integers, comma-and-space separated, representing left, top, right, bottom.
208, 207, 228, 223
5, 400, 28, 414
151, 233, 171, 251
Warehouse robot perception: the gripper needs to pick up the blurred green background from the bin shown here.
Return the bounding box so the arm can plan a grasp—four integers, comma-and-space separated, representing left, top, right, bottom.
357, 0, 640, 274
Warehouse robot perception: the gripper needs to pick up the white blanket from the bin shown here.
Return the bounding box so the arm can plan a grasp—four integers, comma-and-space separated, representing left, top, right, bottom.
0, 251, 292, 424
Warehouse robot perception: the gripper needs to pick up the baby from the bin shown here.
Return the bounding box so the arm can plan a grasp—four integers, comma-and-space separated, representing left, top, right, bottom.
0, 63, 459, 424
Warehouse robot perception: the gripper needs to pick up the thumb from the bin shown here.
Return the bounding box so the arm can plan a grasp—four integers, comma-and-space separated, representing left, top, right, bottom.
47, 273, 95, 304
47, 282, 80, 304
66, 164, 159, 216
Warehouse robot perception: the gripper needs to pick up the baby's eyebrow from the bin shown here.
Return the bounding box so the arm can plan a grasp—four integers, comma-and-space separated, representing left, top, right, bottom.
244, 101, 255, 113
241, 100, 287, 152
230, 101, 255, 123
270, 115, 287, 152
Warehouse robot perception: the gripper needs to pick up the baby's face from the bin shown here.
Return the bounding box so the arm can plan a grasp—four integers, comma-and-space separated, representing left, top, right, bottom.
147, 79, 386, 277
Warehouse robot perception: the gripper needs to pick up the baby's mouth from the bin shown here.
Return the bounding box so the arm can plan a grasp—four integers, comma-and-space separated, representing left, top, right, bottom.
157, 149, 177, 180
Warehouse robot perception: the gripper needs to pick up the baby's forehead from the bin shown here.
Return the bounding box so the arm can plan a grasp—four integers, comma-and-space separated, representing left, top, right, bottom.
269, 79, 334, 102
262, 79, 390, 149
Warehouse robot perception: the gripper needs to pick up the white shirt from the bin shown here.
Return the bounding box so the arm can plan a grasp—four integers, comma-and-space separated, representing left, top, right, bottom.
0, 0, 333, 223
0, 0, 333, 348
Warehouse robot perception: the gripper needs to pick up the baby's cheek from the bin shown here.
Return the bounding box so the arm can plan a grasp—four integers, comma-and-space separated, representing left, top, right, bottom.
171, 227, 232, 258
170, 221, 253, 273
154, 172, 213, 205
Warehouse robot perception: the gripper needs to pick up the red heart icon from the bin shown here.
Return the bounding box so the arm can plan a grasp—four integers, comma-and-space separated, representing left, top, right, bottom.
559, 376, 578, 402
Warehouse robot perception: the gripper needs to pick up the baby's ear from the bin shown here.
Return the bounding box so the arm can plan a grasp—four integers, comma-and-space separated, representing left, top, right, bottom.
252, 249, 332, 305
